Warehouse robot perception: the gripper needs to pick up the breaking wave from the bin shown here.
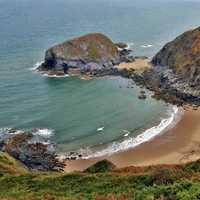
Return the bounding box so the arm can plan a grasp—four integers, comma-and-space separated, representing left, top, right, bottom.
79, 106, 182, 159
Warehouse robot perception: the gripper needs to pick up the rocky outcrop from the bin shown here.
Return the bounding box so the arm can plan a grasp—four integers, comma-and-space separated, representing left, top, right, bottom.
152, 27, 200, 87
0, 129, 65, 171
38, 33, 122, 74
138, 27, 200, 105
38, 33, 135, 75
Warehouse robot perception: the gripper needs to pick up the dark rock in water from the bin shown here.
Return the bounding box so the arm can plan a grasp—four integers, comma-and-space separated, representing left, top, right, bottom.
0, 131, 65, 171
138, 94, 147, 100
38, 33, 121, 74
119, 49, 133, 63
119, 49, 132, 57
84, 160, 116, 173
140, 90, 146, 94
122, 56, 135, 63
115, 42, 128, 49
134, 56, 148, 60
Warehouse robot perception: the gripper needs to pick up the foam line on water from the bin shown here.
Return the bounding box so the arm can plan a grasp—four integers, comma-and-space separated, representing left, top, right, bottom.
30, 61, 43, 71
141, 44, 153, 48
32, 128, 54, 137
126, 42, 134, 50
31, 62, 69, 78
42, 74, 69, 78
82, 106, 181, 159
0, 128, 54, 138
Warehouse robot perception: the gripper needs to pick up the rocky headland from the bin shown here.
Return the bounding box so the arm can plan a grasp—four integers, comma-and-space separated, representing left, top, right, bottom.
139, 26, 200, 106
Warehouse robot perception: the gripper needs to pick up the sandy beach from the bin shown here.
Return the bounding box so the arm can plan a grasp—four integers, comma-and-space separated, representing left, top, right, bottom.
115, 58, 151, 72
64, 107, 200, 172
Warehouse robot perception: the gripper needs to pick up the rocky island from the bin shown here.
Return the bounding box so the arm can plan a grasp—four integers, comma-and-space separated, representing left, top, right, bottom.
37, 33, 136, 76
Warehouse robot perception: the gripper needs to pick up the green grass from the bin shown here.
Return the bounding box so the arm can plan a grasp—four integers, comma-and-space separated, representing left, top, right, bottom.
0, 152, 27, 176
1, 152, 200, 200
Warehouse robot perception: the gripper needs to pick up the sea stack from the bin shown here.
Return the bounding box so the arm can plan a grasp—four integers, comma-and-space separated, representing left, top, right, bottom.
38, 33, 122, 74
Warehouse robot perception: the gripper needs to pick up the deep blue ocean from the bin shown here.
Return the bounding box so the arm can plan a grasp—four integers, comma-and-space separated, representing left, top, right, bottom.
0, 0, 200, 156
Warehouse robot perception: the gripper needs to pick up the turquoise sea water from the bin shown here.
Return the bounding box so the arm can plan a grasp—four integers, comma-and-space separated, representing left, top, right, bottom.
0, 0, 200, 155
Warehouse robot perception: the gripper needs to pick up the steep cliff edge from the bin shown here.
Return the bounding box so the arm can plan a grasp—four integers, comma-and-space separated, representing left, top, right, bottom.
137, 27, 200, 105
152, 27, 200, 87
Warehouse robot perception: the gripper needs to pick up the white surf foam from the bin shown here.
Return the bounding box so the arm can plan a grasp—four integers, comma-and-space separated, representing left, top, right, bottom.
42, 73, 69, 78
30, 61, 43, 71
141, 44, 153, 48
33, 128, 54, 137
97, 127, 104, 132
0, 128, 23, 135
82, 106, 181, 159
126, 42, 134, 50
0, 128, 54, 138
123, 130, 130, 137
31, 62, 69, 78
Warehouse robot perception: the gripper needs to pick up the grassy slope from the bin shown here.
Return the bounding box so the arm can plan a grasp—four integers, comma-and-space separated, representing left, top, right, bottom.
1, 153, 200, 200
0, 152, 27, 176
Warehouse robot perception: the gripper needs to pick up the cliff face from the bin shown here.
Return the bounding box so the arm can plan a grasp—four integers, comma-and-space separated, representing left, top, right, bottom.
152, 27, 200, 86
39, 33, 121, 73
132, 27, 200, 105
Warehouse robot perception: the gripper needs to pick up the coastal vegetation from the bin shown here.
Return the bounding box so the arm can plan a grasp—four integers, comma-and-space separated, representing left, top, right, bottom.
1, 153, 200, 200
2, 0, 200, 199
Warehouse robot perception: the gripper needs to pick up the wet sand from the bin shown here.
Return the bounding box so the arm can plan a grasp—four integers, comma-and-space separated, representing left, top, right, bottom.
64, 107, 200, 172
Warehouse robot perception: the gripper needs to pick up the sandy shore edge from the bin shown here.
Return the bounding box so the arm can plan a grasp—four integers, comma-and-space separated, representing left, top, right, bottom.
64, 107, 200, 172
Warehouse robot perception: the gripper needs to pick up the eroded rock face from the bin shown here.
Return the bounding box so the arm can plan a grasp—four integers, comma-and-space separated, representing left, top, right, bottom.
38, 33, 121, 73
152, 27, 200, 87
136, 27, 200, 105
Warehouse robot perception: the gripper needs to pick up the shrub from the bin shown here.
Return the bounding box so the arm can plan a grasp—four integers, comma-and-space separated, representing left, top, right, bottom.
151, 169, 174, 185
84, 160, 116, 173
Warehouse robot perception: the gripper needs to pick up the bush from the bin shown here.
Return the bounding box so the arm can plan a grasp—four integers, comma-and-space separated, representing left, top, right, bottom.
84, 160, 116, 173
152, 169, 174, 185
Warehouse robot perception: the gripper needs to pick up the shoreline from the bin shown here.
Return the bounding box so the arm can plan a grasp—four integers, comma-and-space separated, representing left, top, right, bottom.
64, 107, 200, 172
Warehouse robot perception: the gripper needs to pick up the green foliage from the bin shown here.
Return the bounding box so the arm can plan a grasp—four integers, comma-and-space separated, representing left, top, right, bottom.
151, 168, 174, 185
84, 160, 116, 173
183, 159, 200, 173
0, 152, 27, 175
1, 158, 200, 199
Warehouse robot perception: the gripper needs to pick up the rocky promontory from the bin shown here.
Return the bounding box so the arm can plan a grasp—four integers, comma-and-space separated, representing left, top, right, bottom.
0, 129, 65, 171
135, 26, 200, 106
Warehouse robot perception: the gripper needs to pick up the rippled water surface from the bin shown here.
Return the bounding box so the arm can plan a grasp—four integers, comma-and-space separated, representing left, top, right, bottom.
1, 0, 200, 153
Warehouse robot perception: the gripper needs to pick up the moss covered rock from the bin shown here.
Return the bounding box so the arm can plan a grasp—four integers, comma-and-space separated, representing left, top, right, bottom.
39, 33, 120, 73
